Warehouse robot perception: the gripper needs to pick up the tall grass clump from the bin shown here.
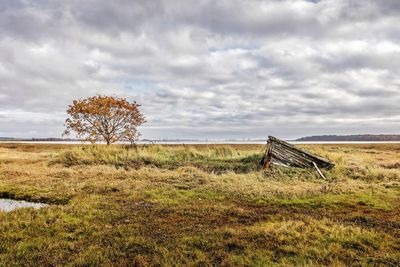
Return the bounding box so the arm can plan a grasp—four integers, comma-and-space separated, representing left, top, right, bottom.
54, 145, 260, 173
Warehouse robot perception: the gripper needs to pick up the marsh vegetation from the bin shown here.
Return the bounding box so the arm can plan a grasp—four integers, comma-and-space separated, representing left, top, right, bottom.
0, 143, 399, 266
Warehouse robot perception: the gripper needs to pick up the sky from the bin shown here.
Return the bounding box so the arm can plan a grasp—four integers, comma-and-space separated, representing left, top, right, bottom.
0, 0, 399, 140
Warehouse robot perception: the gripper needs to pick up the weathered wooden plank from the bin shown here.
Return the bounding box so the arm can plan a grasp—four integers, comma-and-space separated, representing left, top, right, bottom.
312, 161, 327, 180
260, 136, 335, 170
273, 137, 333, 168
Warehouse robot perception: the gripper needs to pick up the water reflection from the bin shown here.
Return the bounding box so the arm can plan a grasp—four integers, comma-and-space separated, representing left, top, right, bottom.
0, 198, 46, 212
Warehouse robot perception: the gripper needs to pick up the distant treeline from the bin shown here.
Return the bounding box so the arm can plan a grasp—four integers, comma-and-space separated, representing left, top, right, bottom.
296, 134, 400, 142
0, 137, 78, 141
0, 137, 15, 141
31, 138, 78, 141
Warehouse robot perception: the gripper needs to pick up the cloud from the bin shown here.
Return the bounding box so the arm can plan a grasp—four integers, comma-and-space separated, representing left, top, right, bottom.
0, 0, 399, 139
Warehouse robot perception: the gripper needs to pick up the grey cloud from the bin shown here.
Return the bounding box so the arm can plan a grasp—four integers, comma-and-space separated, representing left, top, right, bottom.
0, 0, 399, 139
69, 0, 164, 35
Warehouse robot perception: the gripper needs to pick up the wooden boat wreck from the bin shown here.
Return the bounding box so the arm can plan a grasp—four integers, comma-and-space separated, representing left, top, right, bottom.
259, 136, 334, 178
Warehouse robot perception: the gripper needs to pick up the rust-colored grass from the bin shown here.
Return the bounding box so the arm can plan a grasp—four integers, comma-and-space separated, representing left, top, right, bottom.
0, 143, 399, 266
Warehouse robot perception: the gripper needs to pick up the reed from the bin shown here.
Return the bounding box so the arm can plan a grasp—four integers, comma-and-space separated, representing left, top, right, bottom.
0, 143, 399, 266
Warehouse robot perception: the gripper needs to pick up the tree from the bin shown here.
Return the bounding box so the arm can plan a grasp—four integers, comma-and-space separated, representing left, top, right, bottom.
124, 125, 142, 147
64, 95, 145, 145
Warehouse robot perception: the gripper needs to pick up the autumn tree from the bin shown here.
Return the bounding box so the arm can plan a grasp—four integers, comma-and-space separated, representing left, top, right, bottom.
64, 95, 145, 145
124, 125, 142, 146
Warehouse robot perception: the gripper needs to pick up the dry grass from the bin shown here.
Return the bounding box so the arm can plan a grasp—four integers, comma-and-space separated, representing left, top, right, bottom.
0, 143, 399, 266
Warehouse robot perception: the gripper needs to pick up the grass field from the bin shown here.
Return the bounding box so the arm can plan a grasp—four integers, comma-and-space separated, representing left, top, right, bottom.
0, 143, 399, 266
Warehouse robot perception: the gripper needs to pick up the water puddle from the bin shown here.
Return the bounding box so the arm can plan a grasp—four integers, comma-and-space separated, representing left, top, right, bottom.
0, 198, 47, 212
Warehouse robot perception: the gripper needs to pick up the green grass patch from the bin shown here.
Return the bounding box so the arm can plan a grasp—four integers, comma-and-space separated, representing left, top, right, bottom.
144, 188, 225, 205
54, 145, 261, 173
1, 143, 400, 266
273, 191, 396, 211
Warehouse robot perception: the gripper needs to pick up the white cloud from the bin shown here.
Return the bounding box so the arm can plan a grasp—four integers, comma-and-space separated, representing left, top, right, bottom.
0, 0, 399, 139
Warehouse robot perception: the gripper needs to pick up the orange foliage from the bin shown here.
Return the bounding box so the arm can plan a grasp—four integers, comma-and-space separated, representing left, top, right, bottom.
64, 95, 145, 145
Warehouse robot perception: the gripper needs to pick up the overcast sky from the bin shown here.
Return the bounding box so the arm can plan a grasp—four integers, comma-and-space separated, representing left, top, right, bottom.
0, 0, 399, 140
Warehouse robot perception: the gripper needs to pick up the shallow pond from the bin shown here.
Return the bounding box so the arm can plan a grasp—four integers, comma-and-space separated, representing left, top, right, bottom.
0, 198, 46, 212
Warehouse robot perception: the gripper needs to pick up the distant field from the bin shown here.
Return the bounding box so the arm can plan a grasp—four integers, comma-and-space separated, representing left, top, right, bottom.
0, 143, 399, 266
